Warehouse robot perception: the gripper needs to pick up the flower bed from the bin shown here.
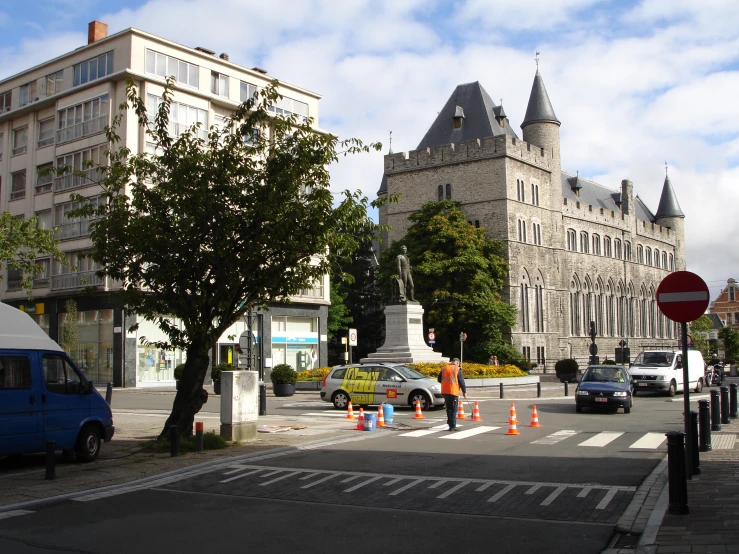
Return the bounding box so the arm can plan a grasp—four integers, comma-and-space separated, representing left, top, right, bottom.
408, 362, 527, 379
296, 367, 332, 382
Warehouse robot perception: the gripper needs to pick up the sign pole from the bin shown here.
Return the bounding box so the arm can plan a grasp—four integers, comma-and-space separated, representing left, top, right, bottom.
681, 321, 692, 479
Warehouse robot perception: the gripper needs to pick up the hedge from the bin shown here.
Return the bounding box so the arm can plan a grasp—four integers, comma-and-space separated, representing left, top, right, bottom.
296, 362, 527, 381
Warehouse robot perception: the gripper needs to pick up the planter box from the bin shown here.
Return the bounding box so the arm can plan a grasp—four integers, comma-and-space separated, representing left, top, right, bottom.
273, 383, 296, 397
296, 381, 322, 391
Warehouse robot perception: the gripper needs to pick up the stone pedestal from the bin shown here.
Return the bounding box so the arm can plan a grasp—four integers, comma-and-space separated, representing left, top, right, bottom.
361, 303, 448, 364
220, 370, 258, 441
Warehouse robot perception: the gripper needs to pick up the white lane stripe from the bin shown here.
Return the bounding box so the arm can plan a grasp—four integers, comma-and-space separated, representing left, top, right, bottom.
437, 480, 470, 499
596, 489, 618, 510
389, 479, 424, 496
630, 433, 667, 449
399, 429, 446, 438
260, 471, 302, 486
260, 470, 284, 478
220, 468, 265, 483
487, 484, 516, 503
476, 482, 494, 492
343, 476, 382, 493
301, 473, 339, 489
0, 510, 34, 520
341, 475, 362, 483
223, 465, 253, 475
428, 480, 448, 489
658, 291, 708, 303
541, 486, 566, 506
439, 426, 500, 440
525, 484, 542, 495
531, 430, 577, 445
579, 432, 624, 447
300, 472, 320, 480
577, 487, 592, 498
384, 478, 404, 487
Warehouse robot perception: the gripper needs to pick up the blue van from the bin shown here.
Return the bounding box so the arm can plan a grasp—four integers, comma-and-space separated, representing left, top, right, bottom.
0, 302, 114, 461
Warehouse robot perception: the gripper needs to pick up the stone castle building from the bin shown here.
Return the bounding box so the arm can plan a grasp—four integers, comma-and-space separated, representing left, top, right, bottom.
378, 69, 685, 366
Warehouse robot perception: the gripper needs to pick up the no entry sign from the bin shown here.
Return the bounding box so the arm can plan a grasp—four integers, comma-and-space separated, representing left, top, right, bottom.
656, 271, 710, 323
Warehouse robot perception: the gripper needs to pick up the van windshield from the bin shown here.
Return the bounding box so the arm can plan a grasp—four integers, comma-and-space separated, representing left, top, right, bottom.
633, 352, 674, 367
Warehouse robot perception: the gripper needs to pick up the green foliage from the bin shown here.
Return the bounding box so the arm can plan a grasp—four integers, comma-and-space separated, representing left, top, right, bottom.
555, 358, 579, 376
210, 362, 232, 382
174, 363, 186, 381
408, 362, 527, 378
327, 286, 352, 340
376, 201, 516, 362
689, 315, 713, 357
0, 212, 68, 295
719, 327, 739, 362
60, 299, 78, 359
489, 343, 532, 372
270, 364, 297, 385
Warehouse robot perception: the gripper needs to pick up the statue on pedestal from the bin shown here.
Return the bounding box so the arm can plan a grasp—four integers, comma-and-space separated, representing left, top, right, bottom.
393, 245, 416, 303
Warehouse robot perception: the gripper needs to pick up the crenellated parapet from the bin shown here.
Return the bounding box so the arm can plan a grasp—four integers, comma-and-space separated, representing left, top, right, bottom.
384, 134, 551, 174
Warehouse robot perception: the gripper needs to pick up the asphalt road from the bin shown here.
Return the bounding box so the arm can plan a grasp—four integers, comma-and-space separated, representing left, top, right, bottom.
0, 385, 708, 554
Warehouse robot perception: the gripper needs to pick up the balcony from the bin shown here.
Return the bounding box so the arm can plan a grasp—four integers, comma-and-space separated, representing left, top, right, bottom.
55, 219, 96, 240
54, 167, 105, 192
295, 283, 325, 299
52, 270, 104, 291
12, 145, 27, 156
56, 115, 108, 144
170, 122, 209, 141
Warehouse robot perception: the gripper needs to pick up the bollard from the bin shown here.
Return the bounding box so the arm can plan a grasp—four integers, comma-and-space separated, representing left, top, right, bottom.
537, 382, 541, 398
710, 389, 722, 432
564, 381, 569, 396
665, 431, 689, 515
689, 411, 700, 475
169, 425, 179, 457
499, 382, 504, 399
720, 386, 730, 425
698, 399, 712, 452
730, 383, 738, 419
45, 440, 56, 481
259, 382, 267, 416
195, 421, 204, 452
105, 382, 113, 406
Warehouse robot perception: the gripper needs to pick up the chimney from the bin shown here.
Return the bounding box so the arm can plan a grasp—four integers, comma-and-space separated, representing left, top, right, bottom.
621, 179, 633, 216
219, 53, 229, 61
88, 21, 108, 45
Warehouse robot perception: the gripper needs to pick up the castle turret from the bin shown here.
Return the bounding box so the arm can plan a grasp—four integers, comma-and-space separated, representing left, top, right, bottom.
654, 174, 686, 271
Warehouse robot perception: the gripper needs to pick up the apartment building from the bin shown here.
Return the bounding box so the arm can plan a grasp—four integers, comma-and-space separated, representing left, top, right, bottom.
709, 278, 739, 329
0, 21, 329, 387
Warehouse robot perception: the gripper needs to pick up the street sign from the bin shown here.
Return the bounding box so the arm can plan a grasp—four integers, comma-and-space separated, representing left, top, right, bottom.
428, 332, 436, 341
460, 332, 468, 342
348, 329, 358, 346
656, 271, 710, 323
618, 340, 627, 347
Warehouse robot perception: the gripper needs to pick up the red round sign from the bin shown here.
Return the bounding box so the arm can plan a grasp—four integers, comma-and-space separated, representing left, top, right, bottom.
428, 332, 436, 341
656, 271, 710, 323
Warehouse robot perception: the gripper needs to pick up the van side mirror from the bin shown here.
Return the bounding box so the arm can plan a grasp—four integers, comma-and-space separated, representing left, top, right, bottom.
86, 381, 94, 395
676, 362, 682, 369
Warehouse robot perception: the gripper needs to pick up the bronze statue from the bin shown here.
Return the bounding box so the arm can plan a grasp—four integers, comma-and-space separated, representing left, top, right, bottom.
395, 245, 415, 302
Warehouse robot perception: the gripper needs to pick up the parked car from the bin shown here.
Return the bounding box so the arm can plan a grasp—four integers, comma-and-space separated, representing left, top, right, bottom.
320, 363, 445, 411
0, 302, 114, 461
575, 365, 634, 414
629, 349, 705, 396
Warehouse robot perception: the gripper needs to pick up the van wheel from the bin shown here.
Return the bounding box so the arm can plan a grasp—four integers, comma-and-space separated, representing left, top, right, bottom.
75, 424, 101, 462
695, 378, 703, 393
667, 381, 676, 397
332, 391, 351, 410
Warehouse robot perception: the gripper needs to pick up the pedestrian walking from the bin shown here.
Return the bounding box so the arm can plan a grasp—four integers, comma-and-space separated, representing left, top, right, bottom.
438, 358, 467, 431
488, 355, 499, 366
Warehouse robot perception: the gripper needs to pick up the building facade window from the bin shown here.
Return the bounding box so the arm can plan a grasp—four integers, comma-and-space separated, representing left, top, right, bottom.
55, 145, 106, 192
240, 81, 259, 102
592, 234, 601, 255
517, 219, 527, 242
38, 118, 55, 148
445, 183, 452, 200
268, 95, 309, 122
211, 71, 229, 97
625, 241, 632, 261
662, 251, 668, 269
603, 236, 612, 257
0, 90, 11, 113
532, 223, 542, 245
34, 258, 51, 287
271, 316, 318, 370
637, 245, 643, 264
654, 249, 660, 268
59, 309, 115, 383
35, 210, 53, 230
730, 285, 736, 302
19, 81, 37, 107
12, 126, 28, 156
36, 163, 53, 194
645, 247, 652, 266
669, 254, 674, 271
57, 94, 110, 144
520, 282, 530, 332
437, 185, 443, 201
579, 231, 589, 253
54, 197, 100, 240
566, 229, 576, 251
73, 51, 114, 87
614, 239, 622, 259
10, 170, 26, 200
534, 284, 544, 332
44, 70, 64, 96
145, 49, 199, 87
146, 94, 208, 140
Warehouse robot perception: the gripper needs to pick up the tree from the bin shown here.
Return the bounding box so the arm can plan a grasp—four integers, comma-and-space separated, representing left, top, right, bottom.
689, 315, 713, 357
327, 286, 352, 339
0, 212, 67, 295
718, 326, 739, 362
377, 201, 516, 362
70, 78, 385, 438
60, 299, 79, 362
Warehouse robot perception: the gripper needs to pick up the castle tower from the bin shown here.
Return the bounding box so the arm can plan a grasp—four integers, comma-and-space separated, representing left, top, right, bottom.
654, 174, 686, 271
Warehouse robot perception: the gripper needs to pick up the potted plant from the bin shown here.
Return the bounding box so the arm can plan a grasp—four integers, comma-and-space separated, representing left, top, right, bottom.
270, 364, 297, 397
555, 358, 579, 383
174, 363, 186, 390
211, 363, 231, 395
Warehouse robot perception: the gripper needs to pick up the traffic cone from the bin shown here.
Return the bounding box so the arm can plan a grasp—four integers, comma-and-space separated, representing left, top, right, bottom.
457, 399, 466, 420
505, 405, 520, 436
355, 408, 365, 430
377, 404, 386, 427
346, 401, 355, 420
529, 405, 542, 428
472, 401, 483, 422
413, 399, 425, 419
510, 403, 518, 424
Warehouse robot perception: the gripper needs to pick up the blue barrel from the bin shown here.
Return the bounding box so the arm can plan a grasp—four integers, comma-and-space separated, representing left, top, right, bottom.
383, 404, 394, 425
363, 414, 377, 431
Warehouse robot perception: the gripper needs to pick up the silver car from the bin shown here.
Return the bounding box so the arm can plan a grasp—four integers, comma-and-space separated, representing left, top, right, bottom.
320, 363, 445, 411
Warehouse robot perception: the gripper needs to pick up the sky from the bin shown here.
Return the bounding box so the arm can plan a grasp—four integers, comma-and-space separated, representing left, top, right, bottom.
1, 0, 737, 301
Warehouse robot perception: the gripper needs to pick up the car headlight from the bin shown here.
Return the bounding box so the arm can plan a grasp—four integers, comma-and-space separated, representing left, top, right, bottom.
613, 392, 627, 397
576, 390, 589, 396
658, 376, 667, 381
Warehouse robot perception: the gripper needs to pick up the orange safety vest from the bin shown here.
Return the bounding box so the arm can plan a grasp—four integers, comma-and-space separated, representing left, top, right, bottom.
440, 364, 460, 396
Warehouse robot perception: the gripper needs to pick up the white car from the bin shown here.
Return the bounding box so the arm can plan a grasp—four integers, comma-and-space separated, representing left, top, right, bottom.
320, 363, 445, 411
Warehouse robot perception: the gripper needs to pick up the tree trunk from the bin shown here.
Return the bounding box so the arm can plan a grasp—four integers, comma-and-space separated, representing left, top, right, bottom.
159, 341, 211, 439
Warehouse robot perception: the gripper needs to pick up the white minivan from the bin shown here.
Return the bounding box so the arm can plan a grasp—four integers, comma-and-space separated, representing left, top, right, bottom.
629, 349, 705, 396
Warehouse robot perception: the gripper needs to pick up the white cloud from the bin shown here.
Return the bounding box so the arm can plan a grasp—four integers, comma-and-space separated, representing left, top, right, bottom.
456, 0, 605, 30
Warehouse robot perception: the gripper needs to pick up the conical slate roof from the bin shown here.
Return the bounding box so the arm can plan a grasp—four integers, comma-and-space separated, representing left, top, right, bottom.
655, 175, 684, 218
415, 81, 517, 151
521, 70, 560, 127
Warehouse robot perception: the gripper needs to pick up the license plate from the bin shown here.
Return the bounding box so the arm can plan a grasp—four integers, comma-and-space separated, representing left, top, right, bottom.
595, 397, 608, 402
638, 382, 648, 386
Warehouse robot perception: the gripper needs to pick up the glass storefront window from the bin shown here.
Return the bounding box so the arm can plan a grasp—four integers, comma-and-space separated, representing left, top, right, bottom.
134, 317, 186, 383
271, 316, 317, 371
30, 314, 50, 336
58, 309, 114, 384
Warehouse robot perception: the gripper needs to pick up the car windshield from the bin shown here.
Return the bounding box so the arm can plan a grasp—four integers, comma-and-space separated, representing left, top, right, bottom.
582, 367, 626, 383
392, 365, 426, 380
633, 352, 674, 367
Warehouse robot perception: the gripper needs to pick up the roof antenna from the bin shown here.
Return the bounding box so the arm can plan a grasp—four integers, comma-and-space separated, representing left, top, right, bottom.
389, 131, 393, 154
665, 161, 668, 176
535, 51, 540, 69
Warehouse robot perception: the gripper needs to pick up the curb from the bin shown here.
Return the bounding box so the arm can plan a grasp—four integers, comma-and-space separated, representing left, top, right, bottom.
635, 482, 669, 554
616, 455, 668, 534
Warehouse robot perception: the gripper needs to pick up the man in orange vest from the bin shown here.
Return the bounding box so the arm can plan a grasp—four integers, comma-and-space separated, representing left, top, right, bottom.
438, 358, 467, 431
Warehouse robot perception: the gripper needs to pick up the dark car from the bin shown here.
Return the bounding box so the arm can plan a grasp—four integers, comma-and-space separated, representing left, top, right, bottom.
575, 365, 634, 414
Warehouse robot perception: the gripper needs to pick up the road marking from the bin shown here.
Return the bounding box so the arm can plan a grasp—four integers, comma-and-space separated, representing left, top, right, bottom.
713, 434, 736, 450
389, 479, 424, 496
429, 479, 448, 489
541, 486, 566, 506
579, 432, 624, 447
398, 424, 459, 437
578, 487, 592, 498
487, 484, 516, 503
439, 426, 500, 440
629, 433, 667, 449
300, 472, 320, 480
383, 478, 404, 487
260, 471, 302, 486
341, 475, 362, 483
437, 480, 470, 499
476, 482, 494, 492
301, 473, 339, 489
596, 489, 618, 510
0, 510, 34, 520
261, 470, 285, 478
220, 468, 265, 483
531, 430, 577, 445
343, 476, 382, 493
525, 484, 542, 495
